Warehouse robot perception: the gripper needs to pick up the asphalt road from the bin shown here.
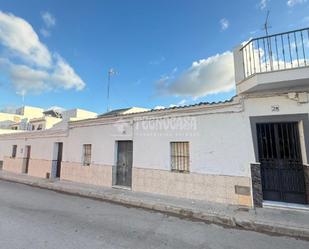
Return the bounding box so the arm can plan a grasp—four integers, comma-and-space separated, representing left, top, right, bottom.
0, 180, 308, 249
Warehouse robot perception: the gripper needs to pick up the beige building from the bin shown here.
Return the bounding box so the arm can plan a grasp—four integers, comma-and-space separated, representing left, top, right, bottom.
0, 106, 45, 132
0, 106, 97, 132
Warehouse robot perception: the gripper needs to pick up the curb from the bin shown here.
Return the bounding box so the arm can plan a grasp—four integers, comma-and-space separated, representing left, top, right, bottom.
1, 175, 309, 240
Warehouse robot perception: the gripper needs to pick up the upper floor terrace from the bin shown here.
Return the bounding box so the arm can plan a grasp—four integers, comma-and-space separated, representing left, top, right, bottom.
234, 27, 309, 94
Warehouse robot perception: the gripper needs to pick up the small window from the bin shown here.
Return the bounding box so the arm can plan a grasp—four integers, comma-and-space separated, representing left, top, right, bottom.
12, 145, 17, 158
171, 142, 190, 173
37, 124, 43, 130
83, 144, 92, 166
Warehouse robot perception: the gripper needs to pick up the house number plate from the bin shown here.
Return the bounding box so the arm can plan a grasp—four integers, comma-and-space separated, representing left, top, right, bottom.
271, 105, 280, 112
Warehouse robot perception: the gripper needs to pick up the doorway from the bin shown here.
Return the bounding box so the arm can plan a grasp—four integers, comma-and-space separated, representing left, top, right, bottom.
24, 145, 31, 174
55, 142, 63, 178
256, 122, 307, 204
116, 141, 133, 187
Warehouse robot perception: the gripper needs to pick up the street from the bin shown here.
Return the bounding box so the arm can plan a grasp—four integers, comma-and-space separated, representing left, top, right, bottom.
0, 180, 308, 249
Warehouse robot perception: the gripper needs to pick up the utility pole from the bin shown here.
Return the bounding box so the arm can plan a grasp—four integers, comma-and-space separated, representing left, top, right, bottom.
106, 68, 116, 112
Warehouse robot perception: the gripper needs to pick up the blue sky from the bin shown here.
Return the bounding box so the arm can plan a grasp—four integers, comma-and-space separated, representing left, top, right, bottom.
0, 0, 309, 114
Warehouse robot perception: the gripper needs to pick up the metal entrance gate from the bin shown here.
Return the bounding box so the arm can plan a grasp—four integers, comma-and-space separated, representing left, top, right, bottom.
56, 143, 63, 178
24, 145, 31, 174
256, 122, 307, 204
116, 141, 133, 187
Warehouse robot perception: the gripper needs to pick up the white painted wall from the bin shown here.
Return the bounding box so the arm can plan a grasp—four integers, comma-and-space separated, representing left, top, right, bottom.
244, 94, 309, 116
64, 120, 133, 165
63, 94, 309, 178
132, 112, 253, 177
0, 132, 66, 161
0, 93, 308, 179
63, 102, 252, 177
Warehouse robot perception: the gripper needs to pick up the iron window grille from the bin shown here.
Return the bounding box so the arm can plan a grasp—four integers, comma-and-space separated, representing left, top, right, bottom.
83, 144, 92, 166
12, 145, 17, 158
171, 142, 190, 173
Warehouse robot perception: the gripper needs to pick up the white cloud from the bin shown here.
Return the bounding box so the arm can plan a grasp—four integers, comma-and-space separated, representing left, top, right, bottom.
10, 63, 50, 93
40, 28, 50, 38
156, 52, 235, 98
41, 11, 56, 27
154, 106, 165, 110
287, 0, 307, 7
0, 11, 85, 95
51, 54, 85, 91
259, 0, 269, 10
0, 11, 51, 67
153, 99, 187, 110
220, 18, 229, 31
177, 99, 187, 106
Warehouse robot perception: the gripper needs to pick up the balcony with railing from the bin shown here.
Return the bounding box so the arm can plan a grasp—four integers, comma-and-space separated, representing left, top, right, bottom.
234, 28, 309, 94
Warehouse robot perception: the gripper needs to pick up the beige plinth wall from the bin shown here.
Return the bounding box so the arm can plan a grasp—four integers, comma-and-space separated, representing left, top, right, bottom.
132, 167, 253, 207
27, 159, 52, 178
3, 156, 24, 174
61, 162, 113, 187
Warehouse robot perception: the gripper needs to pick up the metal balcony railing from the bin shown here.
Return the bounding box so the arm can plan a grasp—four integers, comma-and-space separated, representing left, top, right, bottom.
241, 28, 309, 79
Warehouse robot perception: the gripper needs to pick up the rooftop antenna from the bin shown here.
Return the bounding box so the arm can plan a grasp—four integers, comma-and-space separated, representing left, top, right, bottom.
106, 68, 117, 112
263, 10, 271, 36
262, 10, 273, 70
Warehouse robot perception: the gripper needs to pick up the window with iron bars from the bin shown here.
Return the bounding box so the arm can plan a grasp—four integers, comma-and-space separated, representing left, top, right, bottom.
170, 142, 190, 173
83, 144, 92, 166
12, 145, 17, 158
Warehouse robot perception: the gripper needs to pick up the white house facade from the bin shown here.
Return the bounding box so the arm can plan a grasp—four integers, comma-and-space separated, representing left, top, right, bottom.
0, 27, 309, 208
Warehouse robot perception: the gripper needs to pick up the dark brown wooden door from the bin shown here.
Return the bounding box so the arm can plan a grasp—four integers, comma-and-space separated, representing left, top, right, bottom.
56, 143, 63, 178
25, 146, 31, 174
116, 141, 133, 187
257, 122, 307, 204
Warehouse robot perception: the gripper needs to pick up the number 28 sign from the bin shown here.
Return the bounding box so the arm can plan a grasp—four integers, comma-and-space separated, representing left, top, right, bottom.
271, 105, 280, 112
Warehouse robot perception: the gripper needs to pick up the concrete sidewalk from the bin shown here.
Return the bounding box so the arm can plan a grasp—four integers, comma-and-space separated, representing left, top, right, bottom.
1, 170, 309, 240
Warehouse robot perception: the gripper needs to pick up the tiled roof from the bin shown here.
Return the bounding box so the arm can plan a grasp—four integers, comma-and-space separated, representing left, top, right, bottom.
148, 97, 235, 113
98, 108, 132, 117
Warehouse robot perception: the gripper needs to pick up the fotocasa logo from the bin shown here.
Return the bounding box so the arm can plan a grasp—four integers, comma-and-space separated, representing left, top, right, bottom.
112, 116, 197, 135
135, 116, 197, 131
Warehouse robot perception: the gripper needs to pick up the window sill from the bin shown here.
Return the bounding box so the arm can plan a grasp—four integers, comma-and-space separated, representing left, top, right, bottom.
171, 170, 190, 174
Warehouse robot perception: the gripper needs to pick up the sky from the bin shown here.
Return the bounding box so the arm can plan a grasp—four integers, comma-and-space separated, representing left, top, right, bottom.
0, 0, 309, 114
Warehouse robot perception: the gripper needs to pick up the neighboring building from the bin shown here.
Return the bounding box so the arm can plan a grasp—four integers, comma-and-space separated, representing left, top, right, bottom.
0, 106, 44, 131
0, 27, 309, 209
51, 109, 98, 130
0, 106, 97, 132
29, 109, 62, 131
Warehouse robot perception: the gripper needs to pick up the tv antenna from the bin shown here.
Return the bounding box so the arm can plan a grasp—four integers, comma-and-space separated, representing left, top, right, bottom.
263, 10, 271, 36
262, 10, 273, 70
106, 68, 117, 112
